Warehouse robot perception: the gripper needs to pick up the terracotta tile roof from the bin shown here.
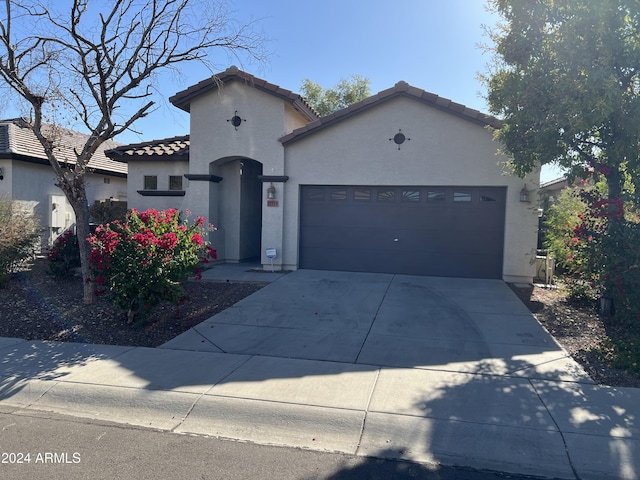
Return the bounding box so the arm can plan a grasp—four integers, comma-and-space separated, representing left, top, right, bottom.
169, 65, 319, 121
279, 81, 503, 145
0, 118, 127, 176
105, 135, 190, 162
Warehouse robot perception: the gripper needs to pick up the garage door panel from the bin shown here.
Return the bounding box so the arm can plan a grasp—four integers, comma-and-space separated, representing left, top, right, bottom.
301, 226, 501, 255
300, 225, 396, 249
299, 186, 505, 279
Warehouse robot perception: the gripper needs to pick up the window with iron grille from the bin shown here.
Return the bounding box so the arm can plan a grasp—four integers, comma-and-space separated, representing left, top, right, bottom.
144, 175, 157, 190
169, 175, 183, 190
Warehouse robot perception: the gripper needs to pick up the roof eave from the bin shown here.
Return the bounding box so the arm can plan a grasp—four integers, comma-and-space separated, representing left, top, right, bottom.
280, 88, 502, 146
169, 67, 318, 121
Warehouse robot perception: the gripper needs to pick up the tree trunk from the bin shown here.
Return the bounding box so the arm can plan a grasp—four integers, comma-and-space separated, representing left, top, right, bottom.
606, 165, 623, 200
69, 192, 95, 305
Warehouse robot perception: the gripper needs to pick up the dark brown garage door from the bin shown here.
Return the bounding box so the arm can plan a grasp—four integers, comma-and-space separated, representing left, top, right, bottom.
299, 186, 506, 279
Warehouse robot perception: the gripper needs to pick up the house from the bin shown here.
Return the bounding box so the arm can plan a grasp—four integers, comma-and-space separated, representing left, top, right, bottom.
0, 118, 127, 247
107, 66, 540, 282
539, 176, 568, 204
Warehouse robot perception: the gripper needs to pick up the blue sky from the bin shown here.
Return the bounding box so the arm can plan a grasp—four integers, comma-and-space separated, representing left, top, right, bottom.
5, 0, 564, 182
131, 0, 501, 142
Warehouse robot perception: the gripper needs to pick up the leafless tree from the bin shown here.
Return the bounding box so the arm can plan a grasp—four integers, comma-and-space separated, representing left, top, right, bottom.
0, 0, 265, 303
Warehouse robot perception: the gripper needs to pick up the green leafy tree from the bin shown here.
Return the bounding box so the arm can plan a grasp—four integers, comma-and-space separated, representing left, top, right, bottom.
0, 0, 264, 304
484, 0, 640, 317
483, 0, 640, 200
300, 75, 371, 116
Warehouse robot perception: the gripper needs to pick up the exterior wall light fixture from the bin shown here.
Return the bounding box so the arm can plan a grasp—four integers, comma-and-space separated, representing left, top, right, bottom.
267, 183, 276, 199
520, 185, 530, 203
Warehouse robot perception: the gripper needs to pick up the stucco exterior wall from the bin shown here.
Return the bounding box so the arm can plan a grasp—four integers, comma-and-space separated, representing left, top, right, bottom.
280, 96, 540, 281
126, 160, 188, 212
188, 81, 289, 178
2, 160, 126, 247
186, 80, 307, 263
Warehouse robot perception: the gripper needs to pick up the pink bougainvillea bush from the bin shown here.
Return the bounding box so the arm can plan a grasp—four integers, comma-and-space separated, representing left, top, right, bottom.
47, 229, 81, 279
88, 208, 216, 323
569, 188, 640, 319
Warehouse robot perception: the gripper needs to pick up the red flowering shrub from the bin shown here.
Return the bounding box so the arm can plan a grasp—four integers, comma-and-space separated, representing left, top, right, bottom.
567, 188, 640, 324
88, 208, 216, 323
47, 229, 81, 279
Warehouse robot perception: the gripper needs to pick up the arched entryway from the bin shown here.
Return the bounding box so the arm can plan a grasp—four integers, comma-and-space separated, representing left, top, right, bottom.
208, 157, 263, 262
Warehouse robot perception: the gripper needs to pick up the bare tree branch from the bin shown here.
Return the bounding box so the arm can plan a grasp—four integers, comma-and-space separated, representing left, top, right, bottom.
0, 0, 266, 304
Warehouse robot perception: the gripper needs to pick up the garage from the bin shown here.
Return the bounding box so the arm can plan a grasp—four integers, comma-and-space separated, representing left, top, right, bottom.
299, 185, 506, 278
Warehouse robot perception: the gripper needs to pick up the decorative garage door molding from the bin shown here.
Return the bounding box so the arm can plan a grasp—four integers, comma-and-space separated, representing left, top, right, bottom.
299, 185, 506, 279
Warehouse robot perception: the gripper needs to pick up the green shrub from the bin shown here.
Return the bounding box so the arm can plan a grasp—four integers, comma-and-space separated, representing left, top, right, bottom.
88, 208, 216, 323
0, 197, 40, 286
89, 200, 127, 225
46, 229, 81, 279
542, 184, 596, 271
565, 186, 640, 322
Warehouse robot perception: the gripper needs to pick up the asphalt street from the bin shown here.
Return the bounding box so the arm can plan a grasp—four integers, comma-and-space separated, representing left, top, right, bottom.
0, 411, 552, 480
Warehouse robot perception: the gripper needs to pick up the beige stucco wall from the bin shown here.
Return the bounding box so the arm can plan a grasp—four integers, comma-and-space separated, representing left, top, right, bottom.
2, 160, 126, 247
189, 81, 290, 177
281, 96, 540, 282
126, 160, 188, 212
186, 80, 308, 263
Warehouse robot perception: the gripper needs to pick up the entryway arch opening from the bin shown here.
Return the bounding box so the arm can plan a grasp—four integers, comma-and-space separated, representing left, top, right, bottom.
208, 157, 263, 262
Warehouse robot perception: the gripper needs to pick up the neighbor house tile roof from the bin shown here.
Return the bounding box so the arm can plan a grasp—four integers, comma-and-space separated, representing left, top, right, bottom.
169, 65, 319, 122
105, 135, 190, 162
0, 118, 127, 176
279, 81, 503, 145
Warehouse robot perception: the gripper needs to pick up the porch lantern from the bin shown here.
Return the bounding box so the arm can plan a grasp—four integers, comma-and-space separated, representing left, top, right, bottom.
519, 185, 530, 203
267, 183, 276, 199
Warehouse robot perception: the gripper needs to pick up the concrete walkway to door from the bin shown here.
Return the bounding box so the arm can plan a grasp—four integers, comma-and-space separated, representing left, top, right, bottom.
0, 268, 638, 479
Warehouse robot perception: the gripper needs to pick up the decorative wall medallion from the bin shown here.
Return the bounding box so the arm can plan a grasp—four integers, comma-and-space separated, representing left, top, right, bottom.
227, 110, 246, 130
389, 129, 410, 150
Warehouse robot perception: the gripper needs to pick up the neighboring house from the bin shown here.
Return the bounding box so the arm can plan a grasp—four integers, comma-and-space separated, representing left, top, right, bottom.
0, 118, 127, 247
539, 177, 568, 205
107, 66, 540, 282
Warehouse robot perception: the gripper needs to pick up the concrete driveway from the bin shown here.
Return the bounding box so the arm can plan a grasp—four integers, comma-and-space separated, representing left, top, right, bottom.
2, 268, 638, 479
163, 269, 588, 381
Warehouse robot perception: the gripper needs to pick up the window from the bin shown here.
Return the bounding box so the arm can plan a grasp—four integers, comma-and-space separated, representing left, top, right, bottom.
169, 175, 183, 191
354, 189, 371, 201
402, 190, 420, 202
377, 189, 395, 202
453, 192, 472, 202
144, 175, 157, 190
480, 195, 497, 202
306, 188, 324, 200
103, 177, 111, 184
330, 189, 347, 200
427, 191, 445, 202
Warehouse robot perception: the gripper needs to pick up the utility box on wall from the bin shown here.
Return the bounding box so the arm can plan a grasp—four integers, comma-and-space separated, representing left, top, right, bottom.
49, 195, 66, 229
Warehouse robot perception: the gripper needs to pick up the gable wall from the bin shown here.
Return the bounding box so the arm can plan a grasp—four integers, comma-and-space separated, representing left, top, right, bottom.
186, 81, 299, 261
281, 96, 540, 281
188, 81, 289, 176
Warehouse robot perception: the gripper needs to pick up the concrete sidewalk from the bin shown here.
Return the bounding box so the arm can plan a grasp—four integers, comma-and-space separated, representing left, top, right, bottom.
0, 267, 638, 479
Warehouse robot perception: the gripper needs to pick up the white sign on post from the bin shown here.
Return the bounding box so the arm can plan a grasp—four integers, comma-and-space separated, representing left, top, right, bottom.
265, 248, 277, 272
